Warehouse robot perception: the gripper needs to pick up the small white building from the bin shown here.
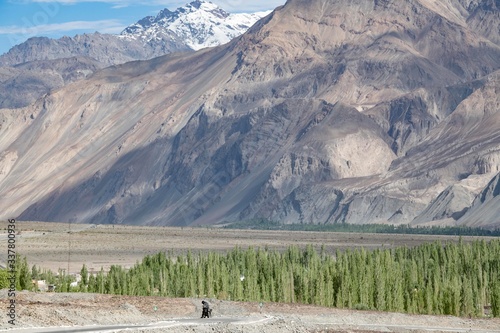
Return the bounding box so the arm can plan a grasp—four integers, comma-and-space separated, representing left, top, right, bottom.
33, 280, 47, 292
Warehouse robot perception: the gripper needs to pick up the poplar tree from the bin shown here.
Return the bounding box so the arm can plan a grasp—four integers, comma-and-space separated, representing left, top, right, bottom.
460, 276, 474, 317
16, 256, 32, 291
492, 281, 500, 317
79, 264, 88, 292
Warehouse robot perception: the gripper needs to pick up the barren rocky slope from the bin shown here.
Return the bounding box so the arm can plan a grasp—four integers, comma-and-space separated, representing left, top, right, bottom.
0, 33, 186, 108
458, 173, 500, 228
0, 34, 175, 68
0, 56, 103, 109
1, 0, 499, 228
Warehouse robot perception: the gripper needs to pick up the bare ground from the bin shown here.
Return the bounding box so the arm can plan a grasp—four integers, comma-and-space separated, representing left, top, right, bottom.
1, 291, 499, 333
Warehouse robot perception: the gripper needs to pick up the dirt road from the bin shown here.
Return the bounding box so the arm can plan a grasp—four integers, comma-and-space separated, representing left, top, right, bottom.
1, 292, 499, 333
3, 317, 500, 333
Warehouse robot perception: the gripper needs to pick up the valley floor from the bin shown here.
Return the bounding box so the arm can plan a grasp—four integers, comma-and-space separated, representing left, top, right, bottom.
2, 221, 496, 274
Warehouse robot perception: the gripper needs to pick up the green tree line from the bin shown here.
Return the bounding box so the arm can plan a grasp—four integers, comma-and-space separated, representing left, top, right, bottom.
78, 239, 500, 317
222, 219, 500, 236
0, 255, 70, 292
3, 240, 499, 318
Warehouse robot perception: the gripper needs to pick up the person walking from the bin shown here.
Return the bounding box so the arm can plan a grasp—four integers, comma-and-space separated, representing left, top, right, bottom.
201, 300, 210, 318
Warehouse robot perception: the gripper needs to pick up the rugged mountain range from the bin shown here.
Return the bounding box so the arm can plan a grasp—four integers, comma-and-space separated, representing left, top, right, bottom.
0, 1, 268, 108
120, 0, 271, 51
1, 0, 499, 228
0, 1, 267, 67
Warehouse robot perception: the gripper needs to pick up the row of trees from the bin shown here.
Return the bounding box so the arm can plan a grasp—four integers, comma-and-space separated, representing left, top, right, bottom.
0, 256, 66, 294
77, 239, 500, 317
3, 240, 498, 317
224, 219, 500, 236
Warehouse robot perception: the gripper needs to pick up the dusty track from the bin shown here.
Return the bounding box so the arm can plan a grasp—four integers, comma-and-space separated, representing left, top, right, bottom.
1, 292, 499, 333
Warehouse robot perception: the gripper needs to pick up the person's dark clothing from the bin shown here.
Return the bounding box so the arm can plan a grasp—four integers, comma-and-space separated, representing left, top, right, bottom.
201, 301, 210, 318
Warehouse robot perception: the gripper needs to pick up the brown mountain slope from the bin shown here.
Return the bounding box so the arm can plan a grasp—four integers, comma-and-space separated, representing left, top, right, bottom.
1, 0, 499, 227
0, 56, 103, 109
0, 34, 188, 109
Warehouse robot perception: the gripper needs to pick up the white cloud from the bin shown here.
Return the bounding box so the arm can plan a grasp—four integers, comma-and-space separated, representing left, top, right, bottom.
214, 0, 285, 12
20, 0, 286, 12
23, 0, 188, 4
0, 19, 125, 36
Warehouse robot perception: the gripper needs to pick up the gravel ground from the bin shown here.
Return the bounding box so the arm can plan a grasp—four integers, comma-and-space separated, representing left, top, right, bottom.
1, 291, 500, 333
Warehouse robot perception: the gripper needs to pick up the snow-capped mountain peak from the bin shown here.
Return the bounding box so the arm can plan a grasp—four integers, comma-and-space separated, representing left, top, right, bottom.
120, 0, 271, 50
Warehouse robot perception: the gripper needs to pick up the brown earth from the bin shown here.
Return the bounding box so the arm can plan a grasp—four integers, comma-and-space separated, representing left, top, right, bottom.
1, 291, 499, 332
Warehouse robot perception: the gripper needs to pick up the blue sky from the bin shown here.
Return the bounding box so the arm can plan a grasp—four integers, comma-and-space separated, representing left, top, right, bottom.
0, 0, 286, 56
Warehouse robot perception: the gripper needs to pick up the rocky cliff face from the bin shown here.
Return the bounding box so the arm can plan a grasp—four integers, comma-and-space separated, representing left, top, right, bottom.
457, 173, 500, 228
2, 0, 500, 228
